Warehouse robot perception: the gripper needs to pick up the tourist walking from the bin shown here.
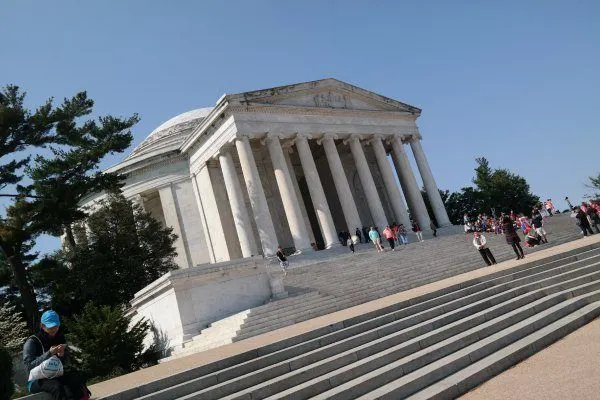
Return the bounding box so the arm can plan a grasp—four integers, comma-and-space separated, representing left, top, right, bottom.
276, 245, 289, 271
502, 215, 525, 260
545, 199, 554, 216
368, 226, 384, 252
587, 205, 600, 233
573, 207, 595, 237
430, 221, 437, 237
346, 237, 355, 253
383, 226, 396, 251
531, 209, 548, 243
473, 232, 497, 266
412, 220, 424, 242
398, 224, 408, 245
24, 310, 90, 400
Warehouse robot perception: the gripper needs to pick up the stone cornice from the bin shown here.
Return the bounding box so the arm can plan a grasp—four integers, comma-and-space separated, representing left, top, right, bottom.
228, 104, 416, 121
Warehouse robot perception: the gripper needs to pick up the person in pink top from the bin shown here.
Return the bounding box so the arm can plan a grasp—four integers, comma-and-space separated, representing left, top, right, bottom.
382, 226, 396, 251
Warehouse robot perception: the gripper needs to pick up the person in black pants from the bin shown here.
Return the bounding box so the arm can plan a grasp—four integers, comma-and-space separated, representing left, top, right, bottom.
355, 228, 363, 243
502, 215, 525, 260
574, 207, 595, 236
24, 310, 90, 400
472, 232, 497, 266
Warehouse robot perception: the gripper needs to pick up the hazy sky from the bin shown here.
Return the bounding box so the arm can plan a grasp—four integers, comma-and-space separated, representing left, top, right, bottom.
2, 1, 599, 255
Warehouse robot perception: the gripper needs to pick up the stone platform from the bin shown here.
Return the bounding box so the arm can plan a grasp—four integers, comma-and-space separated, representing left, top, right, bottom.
168, 213, 583, 358
22, 213, 598, 399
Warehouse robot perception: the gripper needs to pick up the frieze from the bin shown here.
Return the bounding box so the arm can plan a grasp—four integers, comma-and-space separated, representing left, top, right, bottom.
313, 91, 352, 108
227, 105, 415, 121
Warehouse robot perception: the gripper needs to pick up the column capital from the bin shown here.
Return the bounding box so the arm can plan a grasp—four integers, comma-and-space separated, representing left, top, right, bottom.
342, 133, 364, 145
317, 133, 338, 144
295, 132, 313, 141
262, 133, 286, 145
236, 133, 252, 141
288, 132, 312, 147
367, 133, 385, 145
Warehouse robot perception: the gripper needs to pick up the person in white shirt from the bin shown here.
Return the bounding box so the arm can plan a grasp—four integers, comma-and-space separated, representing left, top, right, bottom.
473, 232, 497, 266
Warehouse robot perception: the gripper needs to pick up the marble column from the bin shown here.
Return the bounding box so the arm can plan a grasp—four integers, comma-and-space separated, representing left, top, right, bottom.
266, 134, 312, 252
409, 137, 451, 227
370, 134, 412, 228
347, 135, 389, 230
219, 149, 259, 257
294, 133, 339, 249
191, 174, 216, 263
159, 184, 193, 268
320, 134, 362, 240
283, 148, 316, 245
390, 135, 431, 230
235, 135, 278, 256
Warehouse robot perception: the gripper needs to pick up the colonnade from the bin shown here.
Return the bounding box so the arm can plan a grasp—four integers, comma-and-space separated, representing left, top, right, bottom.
215, 132, 450, 257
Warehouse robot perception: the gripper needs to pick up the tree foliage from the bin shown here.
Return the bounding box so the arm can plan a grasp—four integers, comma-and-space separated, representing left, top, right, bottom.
0, 301, 29, 354
66, 303, 154, 379
50, 193, 178, 316
588, 173, 600, 199
444, 157, 539, 223
0, 85, 137, 328
0, 345, 14, 400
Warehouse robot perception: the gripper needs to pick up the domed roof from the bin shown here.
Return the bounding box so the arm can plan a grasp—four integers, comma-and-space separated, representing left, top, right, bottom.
126, 107, 213, 161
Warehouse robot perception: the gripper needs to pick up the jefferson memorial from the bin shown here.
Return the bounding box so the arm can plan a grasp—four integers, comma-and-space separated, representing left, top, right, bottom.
83, 78, 456, 348
92, 78, 451, 268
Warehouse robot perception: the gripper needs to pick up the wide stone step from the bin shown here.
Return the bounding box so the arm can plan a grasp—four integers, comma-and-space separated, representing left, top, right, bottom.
129, 247, 600, 400
219, 272, 600, 400
235, 242, 587, 338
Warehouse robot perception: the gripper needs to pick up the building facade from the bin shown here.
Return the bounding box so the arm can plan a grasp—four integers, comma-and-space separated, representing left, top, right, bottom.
84, 78, 451, 268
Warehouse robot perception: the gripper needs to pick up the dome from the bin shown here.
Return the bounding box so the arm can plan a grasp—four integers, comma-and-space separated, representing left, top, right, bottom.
126, 107, 213, 161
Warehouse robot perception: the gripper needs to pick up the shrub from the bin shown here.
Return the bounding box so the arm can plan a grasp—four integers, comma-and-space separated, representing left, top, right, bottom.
0, 345, 14, 400
66, 303, 153, 379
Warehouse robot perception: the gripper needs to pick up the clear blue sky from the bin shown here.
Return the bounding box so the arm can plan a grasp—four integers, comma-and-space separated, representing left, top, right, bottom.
2, 1, 599, 255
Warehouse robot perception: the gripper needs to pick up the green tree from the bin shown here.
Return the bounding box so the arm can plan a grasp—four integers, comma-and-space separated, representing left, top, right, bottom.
473, 157, 539, 215
0, 85, 136, 328
66, 303, 153, 379
51, 193, 177, 315
0, 301, 29, 354
0, 345, 14, 400
588, 173, 600, 199
444, 187, 486, 224
444, 157, 539, 222
0, 200, 40, 329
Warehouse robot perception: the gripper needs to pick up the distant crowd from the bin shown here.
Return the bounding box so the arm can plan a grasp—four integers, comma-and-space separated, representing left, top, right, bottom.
468, 198, 600, 267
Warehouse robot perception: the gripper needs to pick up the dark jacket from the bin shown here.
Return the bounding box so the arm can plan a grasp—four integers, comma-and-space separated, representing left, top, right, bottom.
23, 329, 69, 374
502, 221, 521, 244
531, 215, 543, 229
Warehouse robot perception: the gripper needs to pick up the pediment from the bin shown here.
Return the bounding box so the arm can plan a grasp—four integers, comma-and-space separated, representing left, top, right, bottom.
228, 78, 421, 114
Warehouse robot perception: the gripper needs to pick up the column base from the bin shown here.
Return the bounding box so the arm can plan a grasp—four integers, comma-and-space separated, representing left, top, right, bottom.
325, 241, 342, 249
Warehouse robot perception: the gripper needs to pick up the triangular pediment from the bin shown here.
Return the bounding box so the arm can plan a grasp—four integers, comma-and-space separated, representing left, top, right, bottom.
226, 78, 421, 114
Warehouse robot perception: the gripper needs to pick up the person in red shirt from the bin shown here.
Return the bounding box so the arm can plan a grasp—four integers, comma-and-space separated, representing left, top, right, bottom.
382, 226, 396, 251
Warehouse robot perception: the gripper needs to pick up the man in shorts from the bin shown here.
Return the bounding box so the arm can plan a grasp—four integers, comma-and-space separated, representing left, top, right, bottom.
368, 227, 384, 252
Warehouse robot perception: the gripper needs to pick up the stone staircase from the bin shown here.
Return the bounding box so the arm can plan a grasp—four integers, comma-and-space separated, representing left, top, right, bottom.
170, 214, 582, 359
100, 239, 600, 399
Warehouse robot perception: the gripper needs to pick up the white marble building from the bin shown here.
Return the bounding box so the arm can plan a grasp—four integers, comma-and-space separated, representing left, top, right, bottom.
86, 78, 451, 268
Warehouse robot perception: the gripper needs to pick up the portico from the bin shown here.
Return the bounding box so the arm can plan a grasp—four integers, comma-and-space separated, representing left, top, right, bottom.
86, 78, 452, 265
